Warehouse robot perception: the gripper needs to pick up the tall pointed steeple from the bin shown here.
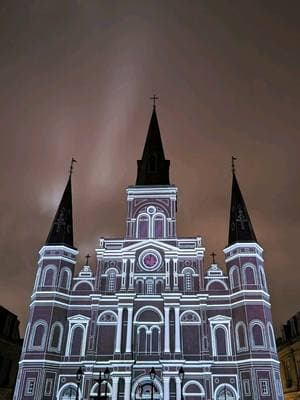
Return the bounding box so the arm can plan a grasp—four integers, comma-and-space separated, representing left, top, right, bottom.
228, 160, 257, 246
46, 173, 74, 248
136, 106, 170, 185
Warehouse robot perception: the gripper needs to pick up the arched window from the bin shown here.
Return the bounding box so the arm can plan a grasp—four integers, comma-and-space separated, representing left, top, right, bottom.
90, 382, 112, 398
150, 326, 160, 353
97, 311, 117, 355
181, 311, 201, 355
183, 381, 205, 398
207, 280, 227, 290
215, 385, 237, 400
59, 384, 78, 400
155, 279, 163, 294
137, 214, 150, 239
153, 213, 165, 239
259, 267, 267, 291
146, 279, 154, 295
136, 279, 144, 294
29, 320, 48, 350
235, 322, 248, 351
42, 266, 57, 287
183, 268, 194, 292
267, 322, 276, 351
215, 326, 228, 355
59, 268, 71, 290
251, 321, 266, 348
48, 322, 63, 352
243, 264, 257, 286
106, 269, 117, 292
230, 267, 240, 289
137, 326, 147, 353
69, 325, 84, 356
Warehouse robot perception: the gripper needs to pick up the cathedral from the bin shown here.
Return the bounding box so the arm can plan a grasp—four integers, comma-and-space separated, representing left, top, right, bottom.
14, 106, 283, 399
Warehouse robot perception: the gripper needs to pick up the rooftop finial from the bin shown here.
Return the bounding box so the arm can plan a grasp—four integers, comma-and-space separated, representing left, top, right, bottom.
85, 253, 91, 266
150, 94, 159, 109
69, 157, 77, 176
210, 251, 217, 264
232, 156, 237, 174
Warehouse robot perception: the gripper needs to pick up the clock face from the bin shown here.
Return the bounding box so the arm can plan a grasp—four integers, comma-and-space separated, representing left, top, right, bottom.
139, 250, 162, 271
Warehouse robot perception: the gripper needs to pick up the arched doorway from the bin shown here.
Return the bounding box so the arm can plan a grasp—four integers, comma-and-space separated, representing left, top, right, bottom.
90, 382, 112, 398
215, 384, 237, 400
132, 378, 162, 399
58, 384, 79, 400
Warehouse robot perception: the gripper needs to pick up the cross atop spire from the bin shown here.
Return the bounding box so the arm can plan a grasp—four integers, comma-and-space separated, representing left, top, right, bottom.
69, 157, 77, 176
210, 251, 217, 264
85, 254, 91, 266
232, 156, 237, 174
228, 162, 257, 246
136, 106, 170, 185
150, 94, 159, 108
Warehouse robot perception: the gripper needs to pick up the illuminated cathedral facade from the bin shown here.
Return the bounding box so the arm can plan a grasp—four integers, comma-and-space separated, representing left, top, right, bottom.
14, 107, 283, 399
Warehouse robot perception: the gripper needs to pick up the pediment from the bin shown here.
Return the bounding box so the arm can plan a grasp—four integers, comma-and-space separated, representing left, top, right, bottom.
208, 315, 231, 322
67, 314, 90, 322
123, 239, 179, 253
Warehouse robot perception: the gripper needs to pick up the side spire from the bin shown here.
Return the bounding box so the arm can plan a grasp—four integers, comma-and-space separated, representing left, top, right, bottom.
45, 161, 75, 248
228, 157, 257, 246
136, 103, 170, 185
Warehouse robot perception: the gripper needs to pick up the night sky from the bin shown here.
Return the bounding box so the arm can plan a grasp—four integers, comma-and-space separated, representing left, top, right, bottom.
1, 1, 299, 335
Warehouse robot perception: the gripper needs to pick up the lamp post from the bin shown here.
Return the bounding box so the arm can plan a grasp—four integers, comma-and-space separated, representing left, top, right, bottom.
150, 367, 156, 400
178, 367, 184, 400
137, 383, 143, 399
93, 368, 110, 400
75, 367, 83, 400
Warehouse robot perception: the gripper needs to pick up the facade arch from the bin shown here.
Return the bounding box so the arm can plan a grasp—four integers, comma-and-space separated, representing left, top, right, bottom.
57, 383, 80, 400
267, 322, 276, 351
229, 266, 240, 289
250, 320, 267, 349
235, 321, 248, 352
206, 279, 228, 290
28, 320, 48, 351
59, 268, 72, 290
180, 310, 201, 324
242, 263, 257, 286
132, 376, 163, 399
90, 382, 112, 398
73, 280, 94, 291
259, 266, 268, 291
183, 380, 205, 397
106, 268, 118, 292
41, 265, 57, 287
48, 322, 64, 352
97, 310, 118, 325
152, 212, 166, 238
183, 267, 194, 292
214, 384, 238, 399
67, 324, 85, 356
134, 306, 164, 323
136, 213, 150, 239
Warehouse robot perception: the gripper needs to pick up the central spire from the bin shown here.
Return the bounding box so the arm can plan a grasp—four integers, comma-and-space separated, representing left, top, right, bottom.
136, 106, 170, 185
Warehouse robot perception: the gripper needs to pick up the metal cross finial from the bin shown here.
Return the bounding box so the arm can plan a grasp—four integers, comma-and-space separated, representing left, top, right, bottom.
85, 254, 91, 266
210, 251, 217, 264
232, 156, 237, 174
69, 157, 77, 176
150, 94, 159, 108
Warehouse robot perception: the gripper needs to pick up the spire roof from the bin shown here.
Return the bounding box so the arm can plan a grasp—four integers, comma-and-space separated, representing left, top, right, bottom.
136, 107, 170, 185
228, 171, 257, 246
46, 176, 74, 248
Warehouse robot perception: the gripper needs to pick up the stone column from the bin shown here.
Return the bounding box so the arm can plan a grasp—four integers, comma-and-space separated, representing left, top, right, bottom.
163, 376, 170, 400
174, 306, 181, 353
115, 307, 123, 353
165, 259, 170, 289
111, 377, 119, 400
126, 307, 133, 352
121, 259, 127, 289
124, 376, 131, 400
175, 376, 182, 400
173, 259, 178, 289
129, 259, 134, 289
164, 306, 170, 353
